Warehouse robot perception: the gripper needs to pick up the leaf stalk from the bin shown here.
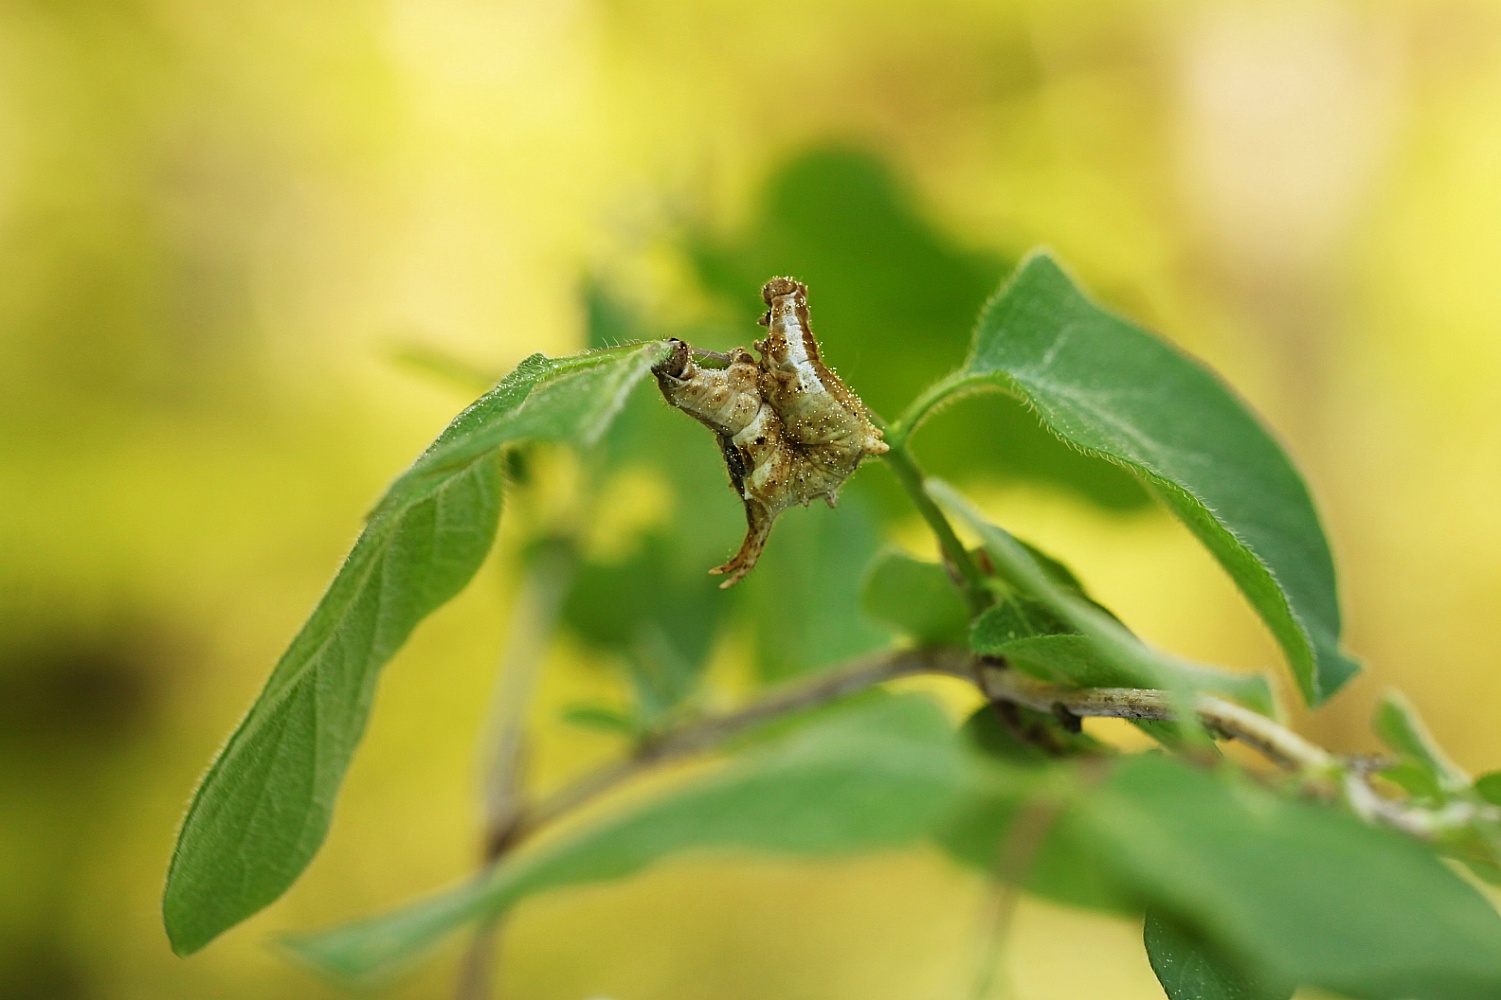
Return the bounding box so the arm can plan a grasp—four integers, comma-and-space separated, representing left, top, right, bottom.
880, 441, 993, 615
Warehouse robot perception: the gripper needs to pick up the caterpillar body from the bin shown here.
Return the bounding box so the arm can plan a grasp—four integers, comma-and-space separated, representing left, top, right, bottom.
653, 278, 887, 587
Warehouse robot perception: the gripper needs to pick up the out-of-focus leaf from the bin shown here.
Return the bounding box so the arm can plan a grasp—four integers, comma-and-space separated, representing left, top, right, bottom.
1443, 826, 1501, 887
1380, 760, 1444, 801
743, 497, 888, 683
1015, 537, 1090, 595
939, 791, 1130, 915
962, 700, 1105, 762
281, 696, 967, 980
1072, 756, 1501, 1000
969, 532, 1128, 644
559, 704, 641, 738
955, 703, 1054, 765
933, 481, 1274, 717
1475, 773, 1501, 807
1371, 705, 1501, 885
902, 253, 1359, 705
944, 750, 1501, 999
389, 342, 500, 394
689, 148, 1003, 415
583, 280, 639, 351
936, 707, 1125, 912
561, 533, 726, 718
860, 549, 970, 646
162, 343, 670, 956
570, 288, 750, 714
1144, 911, 1294, 1000
981, 633, 1107, 684
689, 147, 1148, 511
1374, 690, 1469, 793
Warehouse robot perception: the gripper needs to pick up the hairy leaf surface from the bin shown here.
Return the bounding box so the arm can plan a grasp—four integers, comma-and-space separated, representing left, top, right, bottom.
902, 253, 1358, 704
163, 343, 669, 955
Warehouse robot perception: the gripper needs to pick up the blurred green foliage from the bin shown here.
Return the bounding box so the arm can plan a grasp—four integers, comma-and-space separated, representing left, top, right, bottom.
689, 148, 1150, 511
159, 207, 1496, 1000
6, 2, 1501, 998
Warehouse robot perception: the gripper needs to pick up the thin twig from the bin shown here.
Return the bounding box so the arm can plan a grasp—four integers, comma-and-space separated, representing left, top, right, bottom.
1340, 764, 1491, 839
974, 665, 1501, 839
476, 546, 576, 850
451, 644, 1480, 985
444, 639, 1476, 996
518, 648, 970, 837
456, 546, 576, 1000
969, 793, 1062, 1000
975, 665, 1333, 772
455, 648, 968, 1000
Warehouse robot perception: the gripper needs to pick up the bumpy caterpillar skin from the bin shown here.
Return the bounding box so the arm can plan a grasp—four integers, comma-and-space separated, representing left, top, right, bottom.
653, 278, 887, 587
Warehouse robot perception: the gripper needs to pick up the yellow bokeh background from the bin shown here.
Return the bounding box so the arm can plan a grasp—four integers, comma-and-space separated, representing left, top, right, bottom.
3, 1, 1501, 997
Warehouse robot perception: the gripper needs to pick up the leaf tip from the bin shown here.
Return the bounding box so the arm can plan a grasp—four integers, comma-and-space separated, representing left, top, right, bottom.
161, 895, 212, 958
1303, 644, 1361, 707
273, 932, 348, 981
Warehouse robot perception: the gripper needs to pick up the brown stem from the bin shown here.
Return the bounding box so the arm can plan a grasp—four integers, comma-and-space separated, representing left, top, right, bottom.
519, 648, 970, 838
452, 648, 1481, 1000
974, 665, 1500, 838
976, 665, 1333, 772
489, 649, 1478, 887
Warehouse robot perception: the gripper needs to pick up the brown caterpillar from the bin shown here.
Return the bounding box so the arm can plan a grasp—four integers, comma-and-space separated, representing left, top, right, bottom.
653, 278, 887, 587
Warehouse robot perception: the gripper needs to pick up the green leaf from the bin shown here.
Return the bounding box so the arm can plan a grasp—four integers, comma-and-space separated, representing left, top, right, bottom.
1374, 690, 1469, 793
1072, 756, 1501, 1000
971, 612, 1269, 714
899, 252, 1358, 705
1144, 911, 1294, 1000
1379, 760, 1444, 801
559, 704, 641, 737
162, 343, 670, 956
935, 707, 1128, 912
1475, 773, 1501, 808
375, 345, 671, 512
743, 497, 888, 683
1444, 825, 1501, 887
1371, 713, 1501, 883
860, 548, 971, 646
281, 696, 967, 980
946, 750, 1501, 999
954, 703, 1054, 765
561, 532, 727, 719
981, 633, 1109, 684
933, 481, 1274, 717
971, 595, 1072, 642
